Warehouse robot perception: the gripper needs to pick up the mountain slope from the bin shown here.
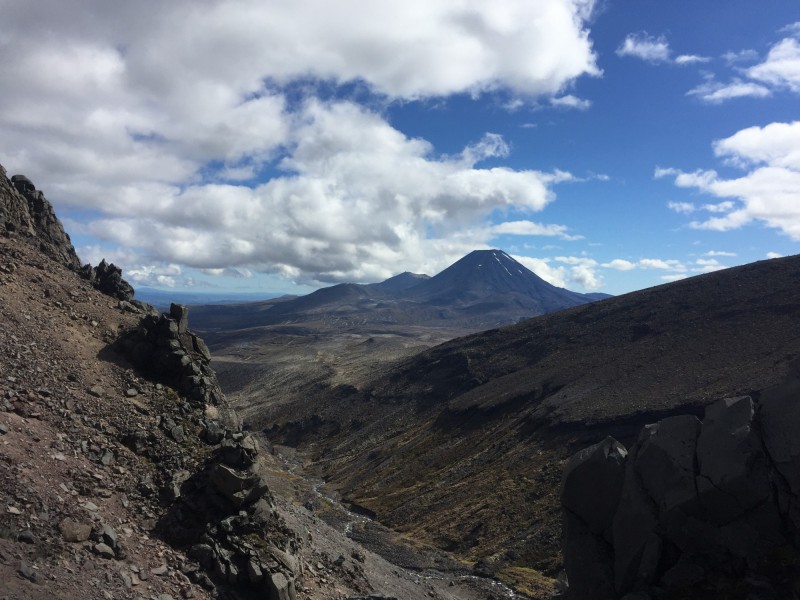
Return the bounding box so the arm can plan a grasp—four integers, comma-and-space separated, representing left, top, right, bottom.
401, 249, 593, 312
253, 254, 800, 577
191, 249, 603, 332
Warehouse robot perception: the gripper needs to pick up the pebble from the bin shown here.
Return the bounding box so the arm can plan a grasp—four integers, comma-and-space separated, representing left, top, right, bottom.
18, 561, 37, 582
125, 388, 138, 397
7, 506, 21, 515
59, 517, 92, 542
151, 564, 169, 576
83, 501, 99, 511
17, 530, 36, 544
0, 423, 8, 434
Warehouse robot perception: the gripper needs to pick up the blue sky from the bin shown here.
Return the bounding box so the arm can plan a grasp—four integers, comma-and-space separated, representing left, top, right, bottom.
1, 0, 799, 296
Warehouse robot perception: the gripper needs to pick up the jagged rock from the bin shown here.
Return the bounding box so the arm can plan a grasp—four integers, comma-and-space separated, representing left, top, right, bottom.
267, 571, 296, 600
760, 377, 800, 529
561, 436, 627, 535
2, 172, 82, 270
209, 463, 270, 508
82, 259, 134, 301
563, 388, 800, 599
560, 436, 626, 600
204, 421, 225, 444
93, 542, 116, 559
220, 435, 259, 468
635, 415, 700, 516
170, 303, 189, 334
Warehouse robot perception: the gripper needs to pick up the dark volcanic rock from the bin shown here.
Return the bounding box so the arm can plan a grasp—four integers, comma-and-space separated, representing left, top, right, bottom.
562, 383, 800, 599
0, 168, 81, 270
81, 258, 135, 301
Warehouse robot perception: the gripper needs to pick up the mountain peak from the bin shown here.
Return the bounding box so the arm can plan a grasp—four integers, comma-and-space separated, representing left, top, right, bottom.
402, 248, 594, 316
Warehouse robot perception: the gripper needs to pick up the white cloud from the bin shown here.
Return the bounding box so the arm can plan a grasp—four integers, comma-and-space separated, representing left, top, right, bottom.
616, 32, 671, 63
638, 258, 686, 271
569, 262, 603, 290
126, 264, 183, 288
553, 256, 602, 290
692, 32, 800, 104
767, 251, 784, 259
722, 49, 759, 65
0, 0, 603, 286
75, 101, 575, 284
675, 54, 711, 65
713, 121, 800, 170
704, 250, 737, 257
202, 267, 254, 279
687, 78, 771, 103
781, 22, 800, 36
602, 259, 637, 271
663, 121, 800, 240
702, 201, 736, 213
748, 37, 800, 92
550, 95, 592, 110
661, 274, 688, 282
491, 220, 583, 240
512, 256, 568, 288
667, 201, 696, 214
692, 258, 727, 273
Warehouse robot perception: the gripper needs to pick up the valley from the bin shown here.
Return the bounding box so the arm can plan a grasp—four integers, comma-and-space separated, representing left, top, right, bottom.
197, 251, 800, 597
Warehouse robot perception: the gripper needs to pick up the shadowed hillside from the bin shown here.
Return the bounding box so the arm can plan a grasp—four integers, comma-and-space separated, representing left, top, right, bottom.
246, 254, 800, 579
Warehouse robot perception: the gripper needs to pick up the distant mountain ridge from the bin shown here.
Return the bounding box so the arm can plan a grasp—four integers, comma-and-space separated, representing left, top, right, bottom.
190, 249, 608, 331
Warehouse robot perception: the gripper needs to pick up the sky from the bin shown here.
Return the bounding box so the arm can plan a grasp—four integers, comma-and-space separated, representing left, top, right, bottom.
1, 0, 799, 297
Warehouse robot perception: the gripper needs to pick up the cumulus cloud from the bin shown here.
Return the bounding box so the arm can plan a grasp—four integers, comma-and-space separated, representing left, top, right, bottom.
616, 33, 671, 63
748, 37, 800, 93
767, 251, 784, 259
80, 101, 575, 284
662, 121, 800, 240
512, 256, 568, 288
0, 0, 602, 286
601, 259, 637, 271
691, 28, 800, 103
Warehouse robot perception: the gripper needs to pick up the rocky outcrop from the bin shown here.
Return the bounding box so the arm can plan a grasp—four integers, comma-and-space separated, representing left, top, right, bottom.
0, 163, 138, 302
80, 258, 135, 301
118, 303, 237, 422
561, 380, 800, 600
561, 383, 800, 599
0, 167, 82, 270
116, 302, 301, 597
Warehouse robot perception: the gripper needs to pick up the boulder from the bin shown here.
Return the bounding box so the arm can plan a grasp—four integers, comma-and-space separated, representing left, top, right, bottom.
760, 378, 800, 529
209, 463, 270, 508
268, 571, 296, 600
561, 436, 627, 535
561, 436, 626, 599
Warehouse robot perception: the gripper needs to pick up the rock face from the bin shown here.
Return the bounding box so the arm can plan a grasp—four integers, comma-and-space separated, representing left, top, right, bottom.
0, 168, 82, 270
561, 385, 800, 599
0, 164, 137, 301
